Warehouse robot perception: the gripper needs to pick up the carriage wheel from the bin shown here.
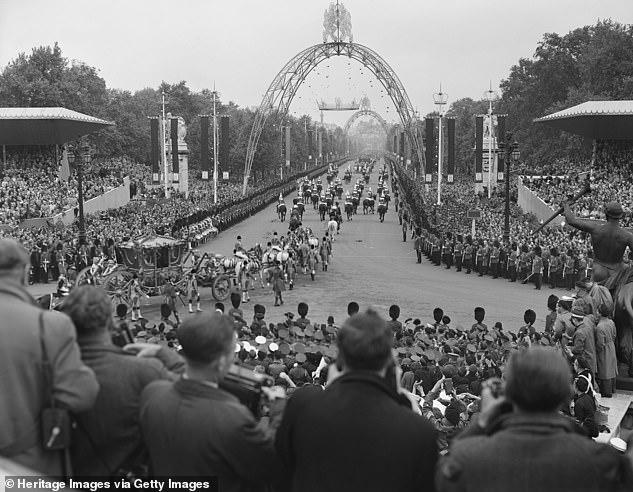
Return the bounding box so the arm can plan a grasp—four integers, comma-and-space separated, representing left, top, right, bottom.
75, 267, 93, 287
212, 274, 231, 301
103, 270, 135, 307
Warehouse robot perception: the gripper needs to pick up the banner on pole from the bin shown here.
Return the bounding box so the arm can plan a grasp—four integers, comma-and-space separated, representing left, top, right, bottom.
220, 115, 230, 172
200, 115, 210, 181
150, 117, 160, 184
447, 117, 455, 183
170, 118, 179, 182
497, 114, 506, 182
475, 115, 483, 183
425, 118, 435, 174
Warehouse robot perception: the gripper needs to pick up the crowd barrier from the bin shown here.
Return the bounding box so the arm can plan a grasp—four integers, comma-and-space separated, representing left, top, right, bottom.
53, 177, 131, 225
517, 177, 564, 227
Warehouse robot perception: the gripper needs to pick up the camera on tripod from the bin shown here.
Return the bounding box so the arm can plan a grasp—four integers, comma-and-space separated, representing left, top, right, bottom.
220, 364, 274, 418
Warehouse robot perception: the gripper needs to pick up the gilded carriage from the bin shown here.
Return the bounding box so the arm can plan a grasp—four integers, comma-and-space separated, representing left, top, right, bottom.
75, 235, 231, 307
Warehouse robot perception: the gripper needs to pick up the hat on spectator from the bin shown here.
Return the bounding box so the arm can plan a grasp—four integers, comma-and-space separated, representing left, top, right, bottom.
444, 400, 463, 426
571, 306, 585, 318
0, 238, 29, 271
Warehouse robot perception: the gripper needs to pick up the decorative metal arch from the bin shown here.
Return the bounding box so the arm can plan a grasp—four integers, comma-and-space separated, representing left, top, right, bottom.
343, 109, 389, 135
243, 42, 425, 194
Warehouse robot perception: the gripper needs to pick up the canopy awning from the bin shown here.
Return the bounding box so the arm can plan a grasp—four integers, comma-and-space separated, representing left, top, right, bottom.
0, 107, 114, 145
534, 101, 633, 140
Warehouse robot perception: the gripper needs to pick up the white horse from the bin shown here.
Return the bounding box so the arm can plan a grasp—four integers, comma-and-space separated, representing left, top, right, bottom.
327, 219, 338, 239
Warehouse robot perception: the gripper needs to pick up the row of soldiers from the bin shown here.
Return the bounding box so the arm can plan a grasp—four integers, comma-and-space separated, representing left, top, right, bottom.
417, 231, 595, 291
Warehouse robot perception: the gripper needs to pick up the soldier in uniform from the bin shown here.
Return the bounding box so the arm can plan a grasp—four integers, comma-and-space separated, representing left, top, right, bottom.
518, 246, 529, 281
499, 242, 508, 279
186, 269, 202, 313
531, 246, 544, 290
308, 245, 319, 281
413, 229, 422, 264
234, 235, 244, 254
237, 258, 251, 303
490, 240, 500, 279
442, 233, 453, 270
454, 235, 463, 272
564, 249, 576, 291
319, 238, 329, 271
476, 241, 484, 276
130, 273, 148, 321
163, 276, 181, 325
463, 237, 473, 274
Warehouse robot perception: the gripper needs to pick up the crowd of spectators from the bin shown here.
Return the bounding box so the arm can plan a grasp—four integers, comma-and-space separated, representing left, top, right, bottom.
523, 141, 633, 226
0, 148, 141, 227
1, 235, 631, 490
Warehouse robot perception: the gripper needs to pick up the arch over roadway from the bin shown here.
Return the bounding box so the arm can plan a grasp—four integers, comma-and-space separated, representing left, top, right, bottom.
243, 42, 425, 194
343, 109, 389, 135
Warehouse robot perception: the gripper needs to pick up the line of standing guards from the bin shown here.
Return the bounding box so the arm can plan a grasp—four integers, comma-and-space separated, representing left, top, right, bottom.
417, 232, 594, 291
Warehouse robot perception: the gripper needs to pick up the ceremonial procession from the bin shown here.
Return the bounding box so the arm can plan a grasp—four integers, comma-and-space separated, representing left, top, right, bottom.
2, 1, 633, 491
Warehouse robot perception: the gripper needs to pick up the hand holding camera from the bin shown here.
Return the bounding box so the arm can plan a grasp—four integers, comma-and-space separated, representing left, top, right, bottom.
479, 377, 511, 428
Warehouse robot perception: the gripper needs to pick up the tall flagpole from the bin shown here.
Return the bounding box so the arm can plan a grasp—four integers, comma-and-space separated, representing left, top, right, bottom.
213, 83, 218, 204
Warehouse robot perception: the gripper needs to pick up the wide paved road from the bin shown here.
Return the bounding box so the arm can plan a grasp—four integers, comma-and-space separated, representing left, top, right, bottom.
182, 160, 566, 329
30, 160, 568, 329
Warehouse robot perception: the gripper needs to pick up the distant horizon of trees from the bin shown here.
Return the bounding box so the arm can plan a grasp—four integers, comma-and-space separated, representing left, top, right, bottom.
1, 19, 633, 176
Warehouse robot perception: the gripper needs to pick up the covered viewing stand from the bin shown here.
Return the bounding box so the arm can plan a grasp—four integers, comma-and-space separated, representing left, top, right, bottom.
534, 100, 633, 141
0, 107, 114, 241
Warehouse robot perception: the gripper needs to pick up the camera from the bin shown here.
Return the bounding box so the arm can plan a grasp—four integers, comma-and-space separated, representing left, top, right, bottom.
219, 364, 274, 418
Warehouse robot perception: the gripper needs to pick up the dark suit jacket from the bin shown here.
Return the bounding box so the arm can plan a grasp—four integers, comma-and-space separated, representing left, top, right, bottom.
0, 279, 98, 476
275, 371, 438, 492
72, 339, 183, 476
140, 378, 284, 492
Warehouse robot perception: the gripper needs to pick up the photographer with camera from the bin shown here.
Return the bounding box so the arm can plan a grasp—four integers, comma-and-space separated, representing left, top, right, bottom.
275, 309, 438, 492
140, 312, 286, 489
436, 346, 633, 492
61, 285, 184, 476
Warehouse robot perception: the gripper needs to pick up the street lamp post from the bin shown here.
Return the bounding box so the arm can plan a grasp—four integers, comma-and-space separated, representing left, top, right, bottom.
212, 86, 219, 204
433, 86, 448, 206
68, 140, 88, 245
483, 84, 499, 199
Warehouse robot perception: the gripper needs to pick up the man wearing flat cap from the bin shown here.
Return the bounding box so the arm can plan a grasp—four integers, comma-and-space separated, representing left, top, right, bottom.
564, 200, 633, 284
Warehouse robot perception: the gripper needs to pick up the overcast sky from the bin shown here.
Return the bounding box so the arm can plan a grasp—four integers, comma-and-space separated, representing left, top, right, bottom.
1, 0, 631, 126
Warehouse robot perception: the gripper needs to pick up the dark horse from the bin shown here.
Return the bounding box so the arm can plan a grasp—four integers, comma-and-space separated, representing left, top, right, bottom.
377, 203, 387, 222
363, 197, 375, 214
345, 202, 354, 221
319, 201, 328, 221
277, 203, 287, 222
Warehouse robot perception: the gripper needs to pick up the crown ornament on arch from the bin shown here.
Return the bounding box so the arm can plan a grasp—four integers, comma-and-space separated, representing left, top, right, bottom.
323, 1, 353, 44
